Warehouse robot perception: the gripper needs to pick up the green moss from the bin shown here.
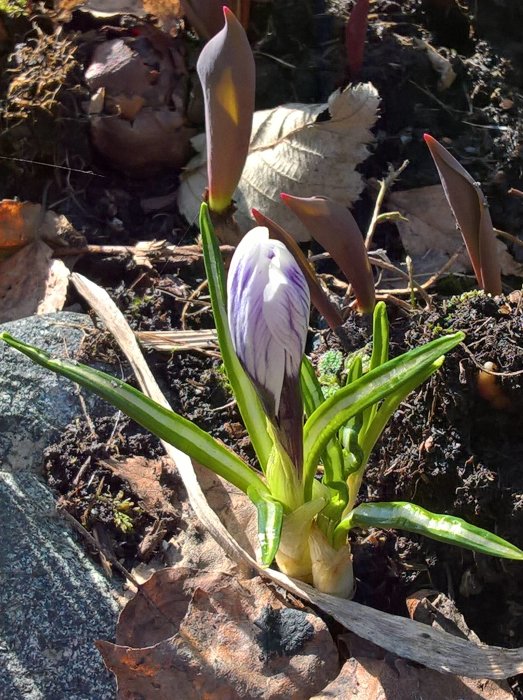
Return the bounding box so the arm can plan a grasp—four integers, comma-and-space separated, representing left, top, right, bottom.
318, 349, 343, 377
0, 0, 28, 15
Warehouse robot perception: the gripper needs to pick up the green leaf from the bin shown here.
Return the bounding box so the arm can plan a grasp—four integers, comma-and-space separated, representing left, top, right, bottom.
360, 358, 443, 460
334, 501, 523, 560
300, 356, 326, 416
248, 487, 283, 566
345, 354, 363, 386
302, 332, 464, 499
363, 301, 390, 431
0, 332, 269, 497
199, 203, 273, 471
369, 301, 389, 371
300, 356, 344, 484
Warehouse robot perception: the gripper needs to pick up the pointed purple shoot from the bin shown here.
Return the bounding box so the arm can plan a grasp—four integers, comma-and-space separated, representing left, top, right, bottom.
227, 226, 310, 472
281, 193, 375, 314
424, 134, 502, 295
197, 6, 255, 214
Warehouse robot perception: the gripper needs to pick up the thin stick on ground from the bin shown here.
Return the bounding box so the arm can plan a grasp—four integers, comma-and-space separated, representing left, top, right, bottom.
365, 160, 409, 250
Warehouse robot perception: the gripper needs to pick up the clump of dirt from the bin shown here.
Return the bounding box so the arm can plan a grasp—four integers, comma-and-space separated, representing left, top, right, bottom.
354, 292, 523, 687
44, 413, 168, 567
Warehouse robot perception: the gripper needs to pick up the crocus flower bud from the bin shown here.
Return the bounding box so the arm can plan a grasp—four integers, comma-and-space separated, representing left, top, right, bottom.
281, 194, 375, 314
197, 7, 255, 214
227, 226, 310, 473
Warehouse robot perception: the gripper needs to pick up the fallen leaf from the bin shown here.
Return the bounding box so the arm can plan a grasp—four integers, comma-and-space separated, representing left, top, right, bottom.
90, 109, 195, 173
164, 466, 260, 576
85, 32, 196, 174
0, 200, 42, 260
100, 456, 177, 517
178, 84, 380, 241
406, 590, 481, 643
139, 191, 178, 213
97, 568, 339, 699
387, 185, 523, 278
0, 241, 70, 323
311, 657, 514, 700
85, 39, 154, 97
414, 38, 457, 91
108, 93, 146, 120
137, 520, 168, 560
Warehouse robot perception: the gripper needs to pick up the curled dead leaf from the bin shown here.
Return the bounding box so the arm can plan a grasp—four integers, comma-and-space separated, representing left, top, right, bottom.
90, 110, 196, 173
100, 456, 177, 517
311, 657, 513, 700
97, 568, 339, 699
0, 200, 42, 260
0, 241, 70, 323
85, 31, 196, 174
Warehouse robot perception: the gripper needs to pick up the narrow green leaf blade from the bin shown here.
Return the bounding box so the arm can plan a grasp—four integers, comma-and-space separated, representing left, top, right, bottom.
300, 355, 325, 416
302, 332, 464, 498
248, 487, 283, 566
337, 501, 523, 560
363, 301, 390, 431
300, 356, 345, 483
360, 358, 444, 460
199, 203, 273, 471
0, 332, 268, 497
369, 301, 389, 371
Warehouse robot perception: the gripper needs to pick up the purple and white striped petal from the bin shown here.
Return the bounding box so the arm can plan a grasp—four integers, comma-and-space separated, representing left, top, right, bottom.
227, 226, 310, 417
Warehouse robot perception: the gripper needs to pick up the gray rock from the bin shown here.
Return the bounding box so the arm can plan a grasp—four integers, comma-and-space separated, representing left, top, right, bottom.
0, 312, 112, 473
0, 471, 119, 700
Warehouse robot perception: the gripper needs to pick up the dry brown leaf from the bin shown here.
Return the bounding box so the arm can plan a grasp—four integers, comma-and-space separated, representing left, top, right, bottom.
139, 191, 178, 213
90, 110, 196, 173
407, 590, 481, 643
387, 185, 523, 278
0, 199, 85, 266
109, 93, 146, 120
178, 84, 380, 241
97, 568, 339, 699
85, 31, 195, 174
0, 200, 42, 260
414, 38, 457, 91
0, 241, 70, 323
100, 456, 177, 517
142, 0, 182, 16
85, 39, 153, 97
311, 657, 513, 700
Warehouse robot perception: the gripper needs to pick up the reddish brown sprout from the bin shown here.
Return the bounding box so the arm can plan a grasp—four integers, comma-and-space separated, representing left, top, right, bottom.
280, 194, 375, 314
424, 134, 502, 295
252, 207, 344, 330
345, 0, 370, 81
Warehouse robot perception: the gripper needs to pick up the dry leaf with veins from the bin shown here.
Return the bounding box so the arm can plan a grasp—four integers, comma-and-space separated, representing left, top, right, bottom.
178, 83, 379, 241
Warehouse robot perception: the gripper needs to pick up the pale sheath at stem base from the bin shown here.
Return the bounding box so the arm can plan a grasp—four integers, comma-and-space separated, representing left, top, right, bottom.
275, 499, 354, 598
